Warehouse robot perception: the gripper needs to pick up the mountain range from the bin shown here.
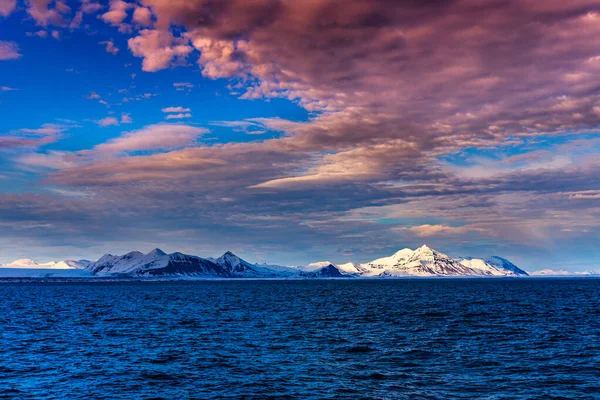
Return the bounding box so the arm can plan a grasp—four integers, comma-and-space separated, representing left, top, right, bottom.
0, 245, 531, 278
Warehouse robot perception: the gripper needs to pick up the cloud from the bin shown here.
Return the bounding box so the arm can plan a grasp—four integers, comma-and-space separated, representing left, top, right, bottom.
9, 1, 600, 268
120, 113, 133, 123
0, 41, 21, 60
211, 120, 266, 135
0, 123, 67, 149
393, 224, 487, 237
26, 30, 48, 38
165, 113, 192, 120
127, 29, 192, 72
85, 91, 100, 99
1, 86, 18, 91
99, 40, 119, 55
91, 123, 208, 156
161, 106, 190, 113
100, 0, 131, 26
162, 106, 193, 119
0, 0, 16, 17
96, 117, 119, 127
132, 6, 152, 26
80, 0, 102, 14
17, 150, 79, 170
69, 10, 82, 28
173, 82, 193, 88
26, 0, 70, 27
173, 82, 193, 91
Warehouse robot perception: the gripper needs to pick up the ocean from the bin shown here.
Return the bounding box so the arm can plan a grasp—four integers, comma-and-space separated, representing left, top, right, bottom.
1, 279, 599, 399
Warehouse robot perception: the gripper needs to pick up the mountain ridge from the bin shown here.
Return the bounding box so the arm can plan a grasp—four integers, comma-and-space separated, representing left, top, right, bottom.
1, 245, 530, 278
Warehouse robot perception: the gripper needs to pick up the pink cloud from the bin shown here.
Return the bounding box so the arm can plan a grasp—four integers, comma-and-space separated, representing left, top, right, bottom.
0, 0, 16, 17
92, 123, 207, 156
393, 224, 488, 238
100, 0, 131, 26
161, 106, 190, 113
99, 40, 119, 55
26, 30, 48, 38
1, 123, 67, 149
85, 91, 100, 99
80, 0, 102, 14
132, 6, 152, 26
128, 29, 192, 72
26, 0, 69, 27
165, 113, 192, 120
69, 10, 83, 29
96, 117, 119, 127
0, 41, 21, 60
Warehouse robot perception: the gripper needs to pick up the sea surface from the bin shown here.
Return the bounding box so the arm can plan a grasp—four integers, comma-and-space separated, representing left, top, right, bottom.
0, 279, 599, 399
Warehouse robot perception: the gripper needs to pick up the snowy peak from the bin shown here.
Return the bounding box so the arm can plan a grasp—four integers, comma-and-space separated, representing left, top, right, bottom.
2, 259, 39, 268
148, 248, 167, 257
358, 245, 527, 277
365, 245, 470, 276
301, 263, 345, 278
215, 251, 259, 275
416, 244, 433, 253
306, 261, 335, 270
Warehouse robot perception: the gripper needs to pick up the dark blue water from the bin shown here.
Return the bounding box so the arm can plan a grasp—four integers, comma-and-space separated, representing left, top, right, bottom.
1, 279, 599, 399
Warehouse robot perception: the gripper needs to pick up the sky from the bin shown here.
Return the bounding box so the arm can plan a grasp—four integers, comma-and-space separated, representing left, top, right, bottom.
1, 0, 600, 271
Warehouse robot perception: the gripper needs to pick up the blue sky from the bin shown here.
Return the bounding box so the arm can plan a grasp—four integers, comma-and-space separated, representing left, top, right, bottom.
1, 0, 600, 272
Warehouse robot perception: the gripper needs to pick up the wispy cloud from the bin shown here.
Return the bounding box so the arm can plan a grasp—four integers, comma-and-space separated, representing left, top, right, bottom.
0, 41, 21, 60
96, 117, 119, 127
162, 106, 191, 113
165, 113, 192, 120
99, 40, 119, 55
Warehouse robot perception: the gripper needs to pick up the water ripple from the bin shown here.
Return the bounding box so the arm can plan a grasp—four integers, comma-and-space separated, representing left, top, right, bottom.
0, 279, 599, 399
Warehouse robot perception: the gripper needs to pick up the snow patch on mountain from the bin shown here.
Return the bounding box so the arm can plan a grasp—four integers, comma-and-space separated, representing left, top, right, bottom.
458, 256, 528, 276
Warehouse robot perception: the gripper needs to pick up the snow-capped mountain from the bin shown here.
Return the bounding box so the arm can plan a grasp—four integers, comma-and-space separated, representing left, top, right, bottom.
305, 246, 528, 277
215, 251, 258, 275
301, 263, 345, 278
214, 251, 307, 277
0, 258, 92, 278
1, 245, 531, 279
458, 256, 529, 276
0, 258, 90, 269
359, 245, 487, 277
86, 249, 303, 278
87, 249, 229, 277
